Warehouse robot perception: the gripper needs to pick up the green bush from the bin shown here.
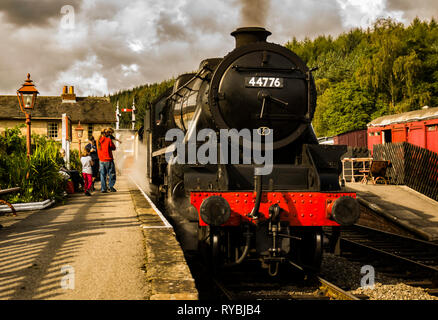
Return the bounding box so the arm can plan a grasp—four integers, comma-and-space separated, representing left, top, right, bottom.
0, 126, 65, 203
69, 149, 81, 171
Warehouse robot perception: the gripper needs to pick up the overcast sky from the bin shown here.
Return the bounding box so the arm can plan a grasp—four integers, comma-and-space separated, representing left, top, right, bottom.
0, 0, 437, 97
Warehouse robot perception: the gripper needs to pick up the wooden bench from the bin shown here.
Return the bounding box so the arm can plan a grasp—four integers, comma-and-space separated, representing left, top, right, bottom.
0, 187, 21, 216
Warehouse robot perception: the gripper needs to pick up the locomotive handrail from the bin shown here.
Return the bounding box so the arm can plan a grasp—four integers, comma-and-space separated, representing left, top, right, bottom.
165, 67, 207, 102
232, 65, 302, 73
306, 70, 313, 120
251, 114, 311, 122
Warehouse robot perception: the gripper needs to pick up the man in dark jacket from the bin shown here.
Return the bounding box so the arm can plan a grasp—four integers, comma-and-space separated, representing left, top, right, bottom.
97, 130, 117, 193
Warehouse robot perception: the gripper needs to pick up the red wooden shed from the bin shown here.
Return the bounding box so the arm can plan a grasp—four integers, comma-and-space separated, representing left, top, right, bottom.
367, 106, 438, 154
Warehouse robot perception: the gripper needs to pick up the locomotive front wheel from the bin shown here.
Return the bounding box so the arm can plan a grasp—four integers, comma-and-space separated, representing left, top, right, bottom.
198, 226, 210, 263
290, 227, 324, 272
198, 226, 224, 272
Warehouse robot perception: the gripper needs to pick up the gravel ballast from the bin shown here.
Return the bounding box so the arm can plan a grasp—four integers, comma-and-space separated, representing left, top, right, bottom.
320, 253, 437, 300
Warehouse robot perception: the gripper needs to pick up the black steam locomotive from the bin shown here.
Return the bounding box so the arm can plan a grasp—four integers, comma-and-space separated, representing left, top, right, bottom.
143, 27, 360, 275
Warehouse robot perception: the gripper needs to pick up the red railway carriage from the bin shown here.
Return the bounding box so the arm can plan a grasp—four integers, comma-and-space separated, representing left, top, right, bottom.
333, 129, 368, 148
368, 107, 438, 154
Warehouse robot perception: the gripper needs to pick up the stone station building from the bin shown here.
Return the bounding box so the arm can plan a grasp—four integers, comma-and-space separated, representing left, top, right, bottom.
0, 86, 115, 150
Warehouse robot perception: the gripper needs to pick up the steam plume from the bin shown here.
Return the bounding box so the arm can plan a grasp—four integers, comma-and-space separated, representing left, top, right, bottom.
239, 0, 271, 27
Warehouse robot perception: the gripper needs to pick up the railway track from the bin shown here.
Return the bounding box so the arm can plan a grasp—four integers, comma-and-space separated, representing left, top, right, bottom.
211, 270, 362, 300
191, 257, 364, 301
132, 179, 366, 301
340, 224, 438, 295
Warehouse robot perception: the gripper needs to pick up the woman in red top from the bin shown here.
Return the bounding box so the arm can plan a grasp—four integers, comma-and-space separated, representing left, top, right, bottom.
97, 129, 117, 192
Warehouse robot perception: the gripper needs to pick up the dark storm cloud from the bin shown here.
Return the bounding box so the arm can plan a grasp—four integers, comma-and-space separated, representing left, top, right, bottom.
155, 11, 189, 42
1, 0, 438, 97
0, 0, 81, 26
0, 0, 344, 96
386, 0, 438, 21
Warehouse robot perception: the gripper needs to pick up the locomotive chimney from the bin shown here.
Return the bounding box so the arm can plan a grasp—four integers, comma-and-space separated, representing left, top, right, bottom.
231, 27, 272, 48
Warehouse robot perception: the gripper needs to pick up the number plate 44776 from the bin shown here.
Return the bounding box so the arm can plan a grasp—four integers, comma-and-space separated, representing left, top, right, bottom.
245, 77, 283, 88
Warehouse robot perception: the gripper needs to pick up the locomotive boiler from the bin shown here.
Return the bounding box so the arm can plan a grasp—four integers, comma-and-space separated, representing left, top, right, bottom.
143, 27, 360, 275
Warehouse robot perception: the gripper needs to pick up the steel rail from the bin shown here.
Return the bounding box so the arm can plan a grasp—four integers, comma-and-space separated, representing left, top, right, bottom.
316, 276, 361, 300
340, 225, 438, 275
211, 270, 362, 300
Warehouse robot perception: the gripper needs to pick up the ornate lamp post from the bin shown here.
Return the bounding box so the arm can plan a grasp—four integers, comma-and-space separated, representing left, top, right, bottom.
75, 121, 84, 158
17, 73, 39, 158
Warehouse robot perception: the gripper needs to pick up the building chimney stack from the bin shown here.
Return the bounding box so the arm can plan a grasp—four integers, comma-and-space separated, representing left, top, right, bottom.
62, 85, 77, 103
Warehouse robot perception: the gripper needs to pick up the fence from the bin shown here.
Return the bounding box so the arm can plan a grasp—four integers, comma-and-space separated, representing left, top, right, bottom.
373, 142, 438, 201
340, 147, 371, 182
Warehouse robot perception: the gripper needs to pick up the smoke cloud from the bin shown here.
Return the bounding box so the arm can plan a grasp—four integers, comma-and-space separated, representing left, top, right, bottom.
0, 0, 436, 97
239, 0, 271, 27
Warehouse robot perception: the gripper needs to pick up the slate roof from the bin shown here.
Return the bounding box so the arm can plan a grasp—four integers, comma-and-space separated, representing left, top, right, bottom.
0, 95, 116, 124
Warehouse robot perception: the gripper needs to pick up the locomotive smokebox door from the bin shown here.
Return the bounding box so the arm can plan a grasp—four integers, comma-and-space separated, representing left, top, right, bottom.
208, 27, 317, 150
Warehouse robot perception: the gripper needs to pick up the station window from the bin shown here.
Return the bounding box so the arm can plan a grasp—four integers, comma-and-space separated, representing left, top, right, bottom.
47, 122, 58, 138
427, 125, 437, 131
88, 124, 93, 138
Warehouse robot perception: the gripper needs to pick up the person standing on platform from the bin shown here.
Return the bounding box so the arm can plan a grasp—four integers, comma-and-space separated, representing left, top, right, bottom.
97, 129, 117, 193
106, 127, 121, 176
81, 149, 94, 196
106, 127, 122, 144
85, 136, 99, 191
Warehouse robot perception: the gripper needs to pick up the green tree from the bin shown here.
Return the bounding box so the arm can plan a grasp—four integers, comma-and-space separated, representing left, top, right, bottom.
285, 17, 438, 137
110, 79, 175, 130
313, 81, 375, 137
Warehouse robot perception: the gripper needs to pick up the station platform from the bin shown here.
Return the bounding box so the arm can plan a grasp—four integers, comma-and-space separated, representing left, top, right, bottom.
0, 175, 197, 300
345, 183, 438, 241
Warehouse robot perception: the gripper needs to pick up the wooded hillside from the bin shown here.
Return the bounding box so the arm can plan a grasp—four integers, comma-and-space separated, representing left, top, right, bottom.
286, 18, 438, 137
110, 79, 174, 129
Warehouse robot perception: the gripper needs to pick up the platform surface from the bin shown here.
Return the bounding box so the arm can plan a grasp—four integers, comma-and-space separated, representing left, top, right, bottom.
0, 175, 148, 299
0, 174, 197, 300
345, 183, 438, 241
